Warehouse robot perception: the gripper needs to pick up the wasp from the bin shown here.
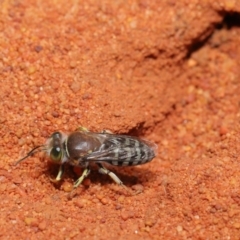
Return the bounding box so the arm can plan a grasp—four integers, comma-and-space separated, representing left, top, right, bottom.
16, 127, 157, 189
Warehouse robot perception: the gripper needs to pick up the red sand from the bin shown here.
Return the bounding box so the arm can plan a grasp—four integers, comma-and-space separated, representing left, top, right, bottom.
1, 1, 240, 239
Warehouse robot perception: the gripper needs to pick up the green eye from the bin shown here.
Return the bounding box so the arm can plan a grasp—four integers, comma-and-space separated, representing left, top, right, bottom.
50, 147, 62, 162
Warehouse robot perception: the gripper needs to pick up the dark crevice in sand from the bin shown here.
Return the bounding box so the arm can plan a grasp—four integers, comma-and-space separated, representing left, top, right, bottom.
185, 11, 240, 60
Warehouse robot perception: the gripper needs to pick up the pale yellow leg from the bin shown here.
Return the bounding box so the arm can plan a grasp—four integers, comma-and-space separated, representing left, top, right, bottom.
97, 163, 129, 189
50, 164, 65, 183
75, 126, 89, 132
73, 168, 91, 188
100, 129, 113, 134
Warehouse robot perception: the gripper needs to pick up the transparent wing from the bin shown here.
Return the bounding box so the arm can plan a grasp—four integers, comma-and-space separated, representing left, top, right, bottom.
83, 134, 157, 165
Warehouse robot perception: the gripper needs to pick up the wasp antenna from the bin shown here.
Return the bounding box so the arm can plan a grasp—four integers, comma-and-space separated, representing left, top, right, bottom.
15, 145, 45, 166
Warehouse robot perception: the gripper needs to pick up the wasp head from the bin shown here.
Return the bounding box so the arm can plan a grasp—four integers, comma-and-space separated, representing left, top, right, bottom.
15, 131, 68, 165
45, 131, 69, 164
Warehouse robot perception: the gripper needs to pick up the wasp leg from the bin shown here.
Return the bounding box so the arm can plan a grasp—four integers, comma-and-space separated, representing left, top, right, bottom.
100, 129, 113, 134
73, 167, 91, 188
50, 164, 65, 183
97, 163, 125, 186
75, 126, 89, 132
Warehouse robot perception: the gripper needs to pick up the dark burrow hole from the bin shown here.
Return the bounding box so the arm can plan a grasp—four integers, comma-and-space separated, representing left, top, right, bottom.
129, 11, 240, 140
221, 11, 240, 28
186, 11, 240, 59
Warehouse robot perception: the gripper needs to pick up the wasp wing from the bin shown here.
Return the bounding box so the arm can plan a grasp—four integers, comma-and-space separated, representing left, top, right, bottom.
83, 134, 157, 166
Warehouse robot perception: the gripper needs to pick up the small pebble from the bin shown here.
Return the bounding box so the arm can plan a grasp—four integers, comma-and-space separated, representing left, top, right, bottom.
61, 182, 73, 192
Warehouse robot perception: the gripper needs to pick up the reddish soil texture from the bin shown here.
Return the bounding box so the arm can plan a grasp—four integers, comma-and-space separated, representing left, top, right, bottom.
1, 0, 240, 239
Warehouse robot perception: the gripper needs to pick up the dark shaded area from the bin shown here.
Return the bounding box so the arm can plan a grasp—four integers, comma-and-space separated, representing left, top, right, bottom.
186, 12, 240, 59
222, 12, 240, 28
185, 27, 214, 59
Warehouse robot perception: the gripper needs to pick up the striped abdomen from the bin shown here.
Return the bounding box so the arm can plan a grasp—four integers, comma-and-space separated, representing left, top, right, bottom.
86, 135, 157, 166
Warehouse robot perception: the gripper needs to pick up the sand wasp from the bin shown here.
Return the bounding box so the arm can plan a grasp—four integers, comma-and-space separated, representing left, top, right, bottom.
16, 127, 157, 189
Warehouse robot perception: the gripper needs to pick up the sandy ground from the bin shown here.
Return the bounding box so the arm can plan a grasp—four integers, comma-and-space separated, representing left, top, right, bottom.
1, 0, 240, 239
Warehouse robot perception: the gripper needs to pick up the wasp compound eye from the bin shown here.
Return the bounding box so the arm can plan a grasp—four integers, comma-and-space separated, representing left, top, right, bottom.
50, 147, 62, 162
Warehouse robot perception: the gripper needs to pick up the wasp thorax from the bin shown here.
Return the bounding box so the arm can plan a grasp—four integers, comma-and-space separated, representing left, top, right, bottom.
66, 132, 101, 160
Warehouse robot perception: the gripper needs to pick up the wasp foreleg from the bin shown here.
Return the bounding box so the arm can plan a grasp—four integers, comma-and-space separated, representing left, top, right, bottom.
73, 167, 91, 188
56, 164, 65, 181
50, 164, 65, 183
